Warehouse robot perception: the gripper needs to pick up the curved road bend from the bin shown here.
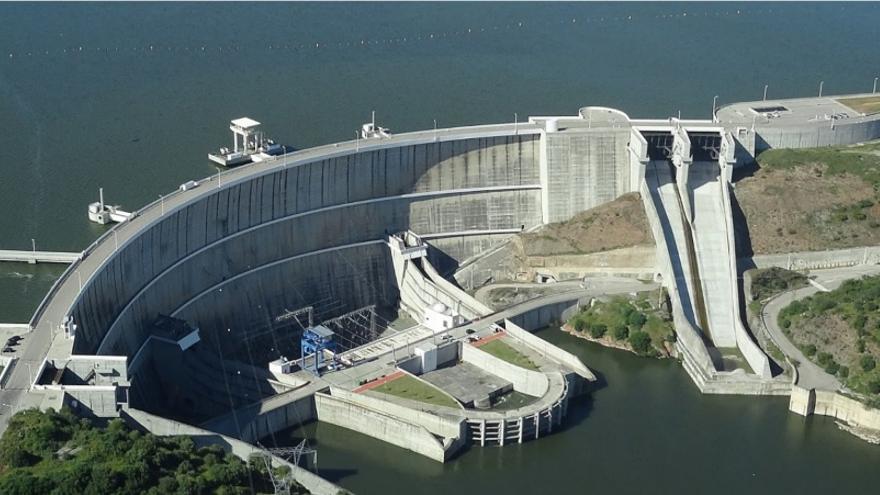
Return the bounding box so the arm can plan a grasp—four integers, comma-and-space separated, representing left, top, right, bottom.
761, 264, 880, 391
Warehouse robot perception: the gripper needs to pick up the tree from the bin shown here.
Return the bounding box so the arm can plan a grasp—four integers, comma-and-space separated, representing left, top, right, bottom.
627, 311, 647, 329
803, 344, 817, 357
629, 331, 652, 354
612, 325, 629, 341
574, 319, 587, 332
860, 355, 876, 372
589, 324, 607, 339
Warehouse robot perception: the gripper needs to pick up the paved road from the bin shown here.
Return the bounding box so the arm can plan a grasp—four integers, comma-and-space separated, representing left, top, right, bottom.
473, 278, 652, 309
0, 325, 56, 429
761, 264, 880, 391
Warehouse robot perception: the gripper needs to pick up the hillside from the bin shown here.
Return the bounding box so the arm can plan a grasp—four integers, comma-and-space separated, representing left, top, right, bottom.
519, 192, 653, 256
778, 275, 880, 404
735, 140, 880, 255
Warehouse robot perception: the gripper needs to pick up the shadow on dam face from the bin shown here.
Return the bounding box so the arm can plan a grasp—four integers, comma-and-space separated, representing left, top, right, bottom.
66, 133, 546, 424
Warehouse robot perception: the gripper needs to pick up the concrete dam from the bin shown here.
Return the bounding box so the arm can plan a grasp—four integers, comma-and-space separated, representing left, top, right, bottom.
5, 92, 880, 491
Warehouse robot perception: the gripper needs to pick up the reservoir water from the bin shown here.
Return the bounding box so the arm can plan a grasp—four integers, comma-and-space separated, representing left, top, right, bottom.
1, 2, 879, 492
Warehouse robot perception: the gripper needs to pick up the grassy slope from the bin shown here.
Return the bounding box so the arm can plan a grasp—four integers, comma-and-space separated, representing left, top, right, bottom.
478, 339, 539, 371
372, 374, 459, 408
736, 140, 880, 254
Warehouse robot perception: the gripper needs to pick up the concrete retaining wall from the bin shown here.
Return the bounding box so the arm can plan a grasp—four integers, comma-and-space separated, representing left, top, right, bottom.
755, 118, 880, 151
0, 357, 15, 390
461, 343, 549, 397
503, 319, 595, 381
314, 392, 448, 462
420, 257, 493, 316
719, 180, 772, 378
331, 387, 465, 440
790, 385, 880, 433
746, 246, 880, 270
121, 408, 343, 495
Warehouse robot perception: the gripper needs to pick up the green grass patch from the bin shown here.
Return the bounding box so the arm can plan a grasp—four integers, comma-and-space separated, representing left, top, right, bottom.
478, 339, 540, 371
750, 267, 809, 302
372, 374, 459, 408
757, 139, 880, 186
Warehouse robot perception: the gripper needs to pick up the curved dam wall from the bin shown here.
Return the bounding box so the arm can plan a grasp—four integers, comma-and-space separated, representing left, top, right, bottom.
70, 132, 544, 357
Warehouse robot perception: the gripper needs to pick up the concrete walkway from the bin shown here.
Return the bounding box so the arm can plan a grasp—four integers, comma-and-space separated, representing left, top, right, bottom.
760, 264, 880, 391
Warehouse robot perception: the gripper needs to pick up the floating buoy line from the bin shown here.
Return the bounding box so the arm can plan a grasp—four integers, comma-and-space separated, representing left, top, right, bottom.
1, 5, 858, 62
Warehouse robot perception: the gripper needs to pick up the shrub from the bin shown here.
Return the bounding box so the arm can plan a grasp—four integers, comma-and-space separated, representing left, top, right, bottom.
589, 324, 607, 339
860, 355, 876, 372
612, 325, 629, 341
857, 340, 866, 353
803, 344, 817, 357
838, 366, 849, 378
868, 380, 880, 395
627, 311, 647, 329
574, 319, 587, 332
816, 352, 833, 366
629, 331, 652, 354
824, 361, 839, 375
780, 318, 791, 329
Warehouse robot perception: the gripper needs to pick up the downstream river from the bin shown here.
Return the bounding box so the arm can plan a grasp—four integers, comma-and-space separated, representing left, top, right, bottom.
1, 2, 879, 493
281, 328, 880, 494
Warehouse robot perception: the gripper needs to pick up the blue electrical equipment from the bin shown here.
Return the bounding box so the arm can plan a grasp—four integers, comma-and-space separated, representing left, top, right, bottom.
301, 325, 336, 376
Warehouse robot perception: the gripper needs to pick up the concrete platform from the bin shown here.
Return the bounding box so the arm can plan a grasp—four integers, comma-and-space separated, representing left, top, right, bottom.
421, 362, 512, 408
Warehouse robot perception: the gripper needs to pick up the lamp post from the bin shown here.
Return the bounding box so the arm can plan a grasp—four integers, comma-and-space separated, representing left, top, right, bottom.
763, 84, 768, 101
31, 238, 35, 256
712, 95, 719, 122
514, 112, 518, 135
874, 77, 878, 94
433, 119, 437, 141
159, 194, 164, 215
818, 80, 824, 97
